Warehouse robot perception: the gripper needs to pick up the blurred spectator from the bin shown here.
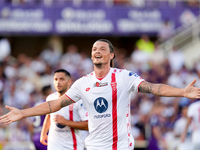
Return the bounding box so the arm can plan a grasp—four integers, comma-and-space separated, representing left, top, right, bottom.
40, 44, 62, 68
30, 56, 46, 75
114, 47, 127, 69
167, 70, 184, 88
180, 9, 197, 26
168, 46, 185, 73
149, 42, 166, 66
5, 0, 38, 5
131, 46, 150, 72
78, 52, 93, 75
130, 0, 145, 7
147, 101, 167, 150
0, 38, 11, 62
158, 20, 174, 42
17, 55, 41, 92
136, 34, 155, 54
139, 94, 153, 116
113, 0, 131, 5
60, 45, 81, 80
40, 64, 53, 88
185, 0, 199, 8
43, 0, 53, 6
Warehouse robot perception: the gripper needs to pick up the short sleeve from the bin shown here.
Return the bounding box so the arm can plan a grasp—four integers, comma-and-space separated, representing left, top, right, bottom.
65, 78, 82, 102
122, 69, 145, 92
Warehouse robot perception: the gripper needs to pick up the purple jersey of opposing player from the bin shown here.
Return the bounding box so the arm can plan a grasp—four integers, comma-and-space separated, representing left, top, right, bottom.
32, 102, 47, 150
147, 115, 164, 150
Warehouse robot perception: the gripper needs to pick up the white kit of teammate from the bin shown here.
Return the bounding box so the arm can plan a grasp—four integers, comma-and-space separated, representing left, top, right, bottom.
65, 68, 144, 150
47, 92, 88, 150
187, 101, 200, 150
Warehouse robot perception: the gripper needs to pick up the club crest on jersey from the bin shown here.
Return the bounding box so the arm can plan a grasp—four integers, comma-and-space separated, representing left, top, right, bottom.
94, 82, 108, 87
94, 97, 108, 113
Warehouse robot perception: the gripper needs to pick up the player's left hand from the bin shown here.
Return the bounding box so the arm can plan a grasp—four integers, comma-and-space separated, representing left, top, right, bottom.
184, 79, 200, 99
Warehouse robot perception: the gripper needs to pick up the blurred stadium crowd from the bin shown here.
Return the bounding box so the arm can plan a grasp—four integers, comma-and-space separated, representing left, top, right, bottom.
0, 32, 200, 150
0, 0, 200, 150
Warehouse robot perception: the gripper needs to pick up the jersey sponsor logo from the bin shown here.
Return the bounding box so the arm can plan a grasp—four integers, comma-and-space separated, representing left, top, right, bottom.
94, 82, 108, 87
129, 72, 139, 77
94, 113, 111, 119
94, 97, 108, 113
56, 123, 66, 128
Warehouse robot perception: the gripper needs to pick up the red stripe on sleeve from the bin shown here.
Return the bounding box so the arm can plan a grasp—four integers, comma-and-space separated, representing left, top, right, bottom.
137, 80, 145, 92
65, 94, 76, 103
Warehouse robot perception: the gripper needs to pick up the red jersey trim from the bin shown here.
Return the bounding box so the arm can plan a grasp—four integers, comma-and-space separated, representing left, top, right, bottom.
95, 68, 111, 81
137, 80, 145, 92
65, 94, 76, 103
69, 104, 77, 150
111, 73, 118, 150
96, 77, 104, 81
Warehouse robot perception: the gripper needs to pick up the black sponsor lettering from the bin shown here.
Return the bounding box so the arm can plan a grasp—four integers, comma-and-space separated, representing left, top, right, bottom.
94, 113, 111, 119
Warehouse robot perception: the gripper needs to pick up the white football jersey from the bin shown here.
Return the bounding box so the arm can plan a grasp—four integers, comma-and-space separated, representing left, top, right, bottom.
65, 68, 144, 150
187, 101, 200, 144
46, 92, 88, 150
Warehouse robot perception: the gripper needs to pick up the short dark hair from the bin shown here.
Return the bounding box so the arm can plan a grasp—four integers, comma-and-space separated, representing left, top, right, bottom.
41, 85, 51, 97
96, 39, 115, 67
54, 69, 71, 78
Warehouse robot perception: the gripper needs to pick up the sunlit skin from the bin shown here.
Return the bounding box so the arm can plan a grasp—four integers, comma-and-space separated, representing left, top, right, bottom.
53, 72, 71, 97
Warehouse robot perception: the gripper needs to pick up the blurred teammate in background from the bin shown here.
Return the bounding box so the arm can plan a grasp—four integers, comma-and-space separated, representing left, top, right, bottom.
181, 100, 200, 150
31, 85, 52, 150
1, 39, 200, 150
40, 69, 88, 150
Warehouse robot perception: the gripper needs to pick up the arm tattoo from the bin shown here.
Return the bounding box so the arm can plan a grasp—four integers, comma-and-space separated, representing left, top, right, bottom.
48, 101, 52, 113
157, 84, 162, 94
61, 99, 72, 108
138, 82, 153, 93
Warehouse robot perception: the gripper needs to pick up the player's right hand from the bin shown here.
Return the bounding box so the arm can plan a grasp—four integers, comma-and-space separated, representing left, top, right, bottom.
0, 105, 23, 125
40, 134, 48, 146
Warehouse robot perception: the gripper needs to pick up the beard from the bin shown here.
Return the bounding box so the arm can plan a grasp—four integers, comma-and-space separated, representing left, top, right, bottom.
57, 89, 65, 96
94, 62, 103, 68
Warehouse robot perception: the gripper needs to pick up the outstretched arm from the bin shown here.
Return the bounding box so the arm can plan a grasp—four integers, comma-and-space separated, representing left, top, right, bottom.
0, 94, 74, 125
138, 79, 200, 99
